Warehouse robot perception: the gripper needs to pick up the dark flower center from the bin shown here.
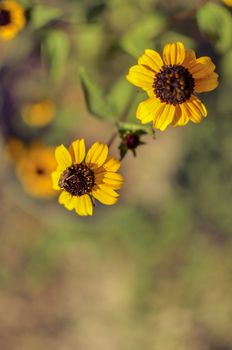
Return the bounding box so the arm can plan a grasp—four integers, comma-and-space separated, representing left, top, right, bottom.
0, 9, 11, 26
58, 164, 95, 196
153, 64, 195, 105
36, 167, 45, 175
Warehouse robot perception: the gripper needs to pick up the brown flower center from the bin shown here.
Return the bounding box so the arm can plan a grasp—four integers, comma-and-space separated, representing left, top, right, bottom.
0, 9, 11, 26
153, 64, 195, 105
36, 167, 45, 175
58, 164, 95, 196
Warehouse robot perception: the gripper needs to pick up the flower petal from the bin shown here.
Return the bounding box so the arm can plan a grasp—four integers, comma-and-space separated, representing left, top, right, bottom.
163, 42, 185, 65
153, 103, 176, 131
52, 170, 62, 190
136, 97, 162, 124
86, 142, 108, 168
126, 65, 155, 91
189, 56, 216, 80
194, 72, 219, 93
58, 191, 77, 210
69, 139, 85, 164
182, 49, 196, 68
172, 104, 190, 127
102, 172, 123, 190
92, 188, 118, 205
55, 144, 72, 170
75, 195, 93, 216
97, 184, 119, 198
138, 49, 163, 72
185, 96, 207, 123
103, 157, 121, 172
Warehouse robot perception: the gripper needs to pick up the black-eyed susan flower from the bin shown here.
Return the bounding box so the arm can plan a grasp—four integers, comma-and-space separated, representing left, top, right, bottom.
52, 139, 123, 216
127, 42, 218, 131
223, 0, 232, 6
0, 0, 25, 40
21, 99, 55, 127
16, 143, 57, 198
5, 137, 25, 162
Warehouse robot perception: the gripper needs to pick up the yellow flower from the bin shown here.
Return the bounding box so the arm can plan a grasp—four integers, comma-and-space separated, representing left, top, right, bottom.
223, 0, 232, 6
0, 0, 25, 40
127, 42, 218, 131
52, 139, 123, 216
5, 137, 25, 162
16, 143, 57, 198
21, 99, 56, 127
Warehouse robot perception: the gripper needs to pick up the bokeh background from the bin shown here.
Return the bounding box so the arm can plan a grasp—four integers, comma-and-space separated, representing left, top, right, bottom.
1, 0, 232, 349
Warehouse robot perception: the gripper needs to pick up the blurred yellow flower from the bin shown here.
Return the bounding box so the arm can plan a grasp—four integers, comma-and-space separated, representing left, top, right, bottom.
21, 99, 56, 127
5, 137, 25, 162
52, 139, 123, 216
16, 143, 57, 198
0, 0, 25, 40
223, 0, 232, 6
127, 42, 218, 131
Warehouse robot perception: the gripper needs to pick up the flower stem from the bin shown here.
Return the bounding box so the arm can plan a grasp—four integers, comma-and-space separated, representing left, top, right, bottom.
107, 92, 136, 148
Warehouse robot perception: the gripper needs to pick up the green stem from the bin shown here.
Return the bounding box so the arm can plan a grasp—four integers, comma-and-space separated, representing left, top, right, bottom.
107, 91, 136, 148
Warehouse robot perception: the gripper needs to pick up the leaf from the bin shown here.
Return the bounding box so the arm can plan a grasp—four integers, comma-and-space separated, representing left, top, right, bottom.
197, 3, 232, 53
116, 121, 154, 136
121, 13, 166, 57
31, 5, 63, 29
77, 24, 105, 65
107, 77, 134, 115
79, 68, 117, 120
41, 30, 70, 82
221, 48, 232, 81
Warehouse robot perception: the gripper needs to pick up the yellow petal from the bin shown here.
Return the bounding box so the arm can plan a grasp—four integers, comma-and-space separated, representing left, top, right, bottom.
75, 195, 93, 216
138, 49, 163, 72
163, 42, 185, 65
136, 97, 162, 124
172, 104, 190, 127
186, 96, 207, 123
171, 105, 181, 126
153, 103, 175, 131
86, 142, 108, 168
69, 139, 85, 164
102, 172, 123, 190
52, 170, 62, 190
92, 188, 118, 205
58, 191, 77, 210
194, 72, 219, 93
189, 56, 216, 80
103, 157, 121, 172
55, 144, 72, 170
126, 65, 155, 91
98, 184, 119, 198
182, 49, 196, 68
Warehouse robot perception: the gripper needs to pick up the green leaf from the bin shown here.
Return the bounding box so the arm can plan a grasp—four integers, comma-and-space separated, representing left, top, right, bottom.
197, 3, 232, 53
79, 68, 117, 120
221, 48, 232, 81
31, 5, 63, 29
121, 13, 166, 57
107, 77, 134, 115
42, 30, 70, 82
77, 24, 105, 66
116, 121, 154, 136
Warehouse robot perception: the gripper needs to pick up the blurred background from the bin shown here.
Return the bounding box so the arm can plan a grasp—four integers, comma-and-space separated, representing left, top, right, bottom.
1, 0, 232, 349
